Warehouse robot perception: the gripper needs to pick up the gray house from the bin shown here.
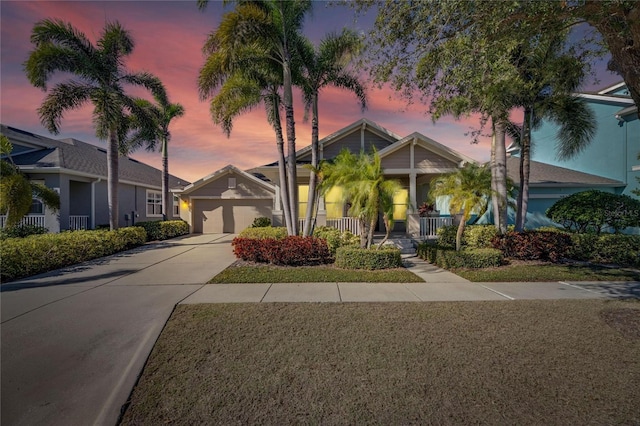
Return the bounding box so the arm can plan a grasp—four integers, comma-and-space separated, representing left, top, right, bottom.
1, 124, 189, 231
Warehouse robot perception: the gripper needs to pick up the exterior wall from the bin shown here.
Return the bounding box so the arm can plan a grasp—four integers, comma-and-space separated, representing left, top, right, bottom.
322, 129, 393, 159
187, 173, 273, 199
414, 148, 458, 170
623, 117, 639, 198
381, 146, 411, 169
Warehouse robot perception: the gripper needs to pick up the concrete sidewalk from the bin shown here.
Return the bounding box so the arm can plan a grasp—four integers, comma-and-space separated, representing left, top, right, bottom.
181, 256, 639, 304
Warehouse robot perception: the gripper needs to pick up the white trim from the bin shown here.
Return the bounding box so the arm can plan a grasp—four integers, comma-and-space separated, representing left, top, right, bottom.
597, 81, 626, 95
378, 132, 478, 166
632, 165, 640, 172
528, 194, 567, 199
14, 167, 165, 190
383, 167, 459, 174
190, 196, 274, 200
179, 164, 275, 195
146, 189, 163, 217
577, 93, 634, 105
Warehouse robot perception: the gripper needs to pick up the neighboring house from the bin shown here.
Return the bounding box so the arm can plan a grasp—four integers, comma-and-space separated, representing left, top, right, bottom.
1, 124, 189, 231
175, 119, 476, 237
505, 81, 639, 230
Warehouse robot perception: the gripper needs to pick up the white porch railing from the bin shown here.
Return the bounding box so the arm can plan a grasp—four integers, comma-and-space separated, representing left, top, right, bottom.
327, 217, 360, 235
69, 215, 89, 230
0, 215, 46, 229
420, 216, 453, 239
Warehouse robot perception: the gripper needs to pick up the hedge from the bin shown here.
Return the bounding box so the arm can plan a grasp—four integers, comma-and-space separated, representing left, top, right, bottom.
569, 233, 640, 267
237, 226, 288, 240
0, 224, 49, 239
1, 227, 147, 282
232, 236, 331, 266
313, 226, 359, 255
417, 241, 503, 269
436, 224, 499, 249
334, 247, 402, 270
135, 220, 189, 242
492, 231, 572, 263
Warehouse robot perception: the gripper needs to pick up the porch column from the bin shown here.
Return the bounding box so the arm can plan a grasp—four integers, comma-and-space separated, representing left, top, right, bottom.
316, 196, 327, 227
272, 185, 284, 227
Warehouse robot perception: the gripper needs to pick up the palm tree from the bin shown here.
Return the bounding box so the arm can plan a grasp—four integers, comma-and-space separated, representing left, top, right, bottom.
122, 90, 185, 220
510, 37, 595, 231
298, 29, 367, 237
1, 135, 60, 228
24, 19, 166, 229
199, 0, 312, 235
429, 163, 493, 251
320, 149, 402, 249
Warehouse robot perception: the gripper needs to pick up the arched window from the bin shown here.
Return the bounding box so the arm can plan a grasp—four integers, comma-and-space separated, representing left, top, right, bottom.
29, 198, 44, 214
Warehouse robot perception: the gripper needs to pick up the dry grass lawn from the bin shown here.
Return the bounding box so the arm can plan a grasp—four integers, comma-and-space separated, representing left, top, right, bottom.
120, 300, 640, 425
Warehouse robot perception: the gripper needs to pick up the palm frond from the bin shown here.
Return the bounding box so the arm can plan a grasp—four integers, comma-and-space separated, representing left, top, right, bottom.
37, 81, 93, 134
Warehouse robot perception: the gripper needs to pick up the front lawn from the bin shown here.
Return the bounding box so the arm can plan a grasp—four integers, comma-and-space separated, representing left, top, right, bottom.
120, 300, 640, 425
209, 262, 424, 283
456, 262, 640, 282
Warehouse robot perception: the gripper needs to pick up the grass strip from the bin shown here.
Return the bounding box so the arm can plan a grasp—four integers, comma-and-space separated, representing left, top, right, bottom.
209, 264, 424, 283
456, 263, 640, 282
121, 300, 640, 425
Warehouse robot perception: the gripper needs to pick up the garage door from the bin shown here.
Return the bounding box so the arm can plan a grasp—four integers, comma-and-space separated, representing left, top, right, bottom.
193, 199, 272, 233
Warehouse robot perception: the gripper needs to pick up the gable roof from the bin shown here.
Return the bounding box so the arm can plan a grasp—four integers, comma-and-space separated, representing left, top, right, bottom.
378, 132, 477, 166
506, 157, 624, 187
176, 164, 275, 195
2, 124, 189, 190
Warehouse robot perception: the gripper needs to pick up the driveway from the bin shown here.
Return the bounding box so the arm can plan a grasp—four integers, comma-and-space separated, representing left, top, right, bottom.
1, 233, 236, 426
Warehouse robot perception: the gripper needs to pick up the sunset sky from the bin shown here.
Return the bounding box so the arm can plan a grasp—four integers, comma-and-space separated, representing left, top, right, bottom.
0, 1, 621, 183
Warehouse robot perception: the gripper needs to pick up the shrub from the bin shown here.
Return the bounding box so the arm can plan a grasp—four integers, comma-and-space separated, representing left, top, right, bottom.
251, 217, 271, 228
569, 233, 640, 267
0, 227, 147, 282
232, 236, 331, 266
334, 247, 402, 270
313, 226, 359, 254
436, 225, 459, 249
417, 241, 503, 268
0, 224, 49, 239
464, 225, 498, 248
238, 226, 288, 240
135, 220, 189, 242
546, 190, 640, 233
492, 231, 572, 262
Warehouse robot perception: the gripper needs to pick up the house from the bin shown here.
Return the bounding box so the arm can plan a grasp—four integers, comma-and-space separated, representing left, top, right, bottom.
175, 119, 476, 237
505, 81, 639, 230
1, 124, 189, 231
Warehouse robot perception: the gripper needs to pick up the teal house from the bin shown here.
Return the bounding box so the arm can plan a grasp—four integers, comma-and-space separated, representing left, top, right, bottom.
506, 81, 639, 230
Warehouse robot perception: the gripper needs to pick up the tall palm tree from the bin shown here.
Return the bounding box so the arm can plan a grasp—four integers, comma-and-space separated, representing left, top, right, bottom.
24, 19, 166, 229
510, 37, 596, 231
0, 135, 60, 228
429, 163, 493, 251
199, 0, 312, 235
122, 90, 185, 220
298, 29, 367, 237
320, 149, 402, 249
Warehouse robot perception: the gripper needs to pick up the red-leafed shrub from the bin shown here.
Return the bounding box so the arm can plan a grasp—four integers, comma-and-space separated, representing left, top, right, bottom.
491, 231, 572, 262
232, 236, 331, 266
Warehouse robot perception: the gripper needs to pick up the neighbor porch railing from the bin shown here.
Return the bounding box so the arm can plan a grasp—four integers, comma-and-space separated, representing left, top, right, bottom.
0, 214, 46, 229
420, 216, 453, 239
69, 215, 89, 230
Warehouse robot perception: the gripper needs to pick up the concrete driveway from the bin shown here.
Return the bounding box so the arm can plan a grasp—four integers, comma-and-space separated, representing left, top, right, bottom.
1, 233, 236, 426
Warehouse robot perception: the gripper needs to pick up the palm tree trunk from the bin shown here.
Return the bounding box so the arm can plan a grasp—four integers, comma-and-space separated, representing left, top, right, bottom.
273, 113, 293, 235
516, 107, 532, 231
302, 94, 319, 237
377, 213, 392, 250
359, 217, 367, 248
492, 117, 508, 234
107, 127, 119, 230
367, 215, 376, 249
161, 135, 169, 221
456, 213, 466, 251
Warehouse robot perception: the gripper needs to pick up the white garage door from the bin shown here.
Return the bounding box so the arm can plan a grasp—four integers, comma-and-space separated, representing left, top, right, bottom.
193, 199, 272, 233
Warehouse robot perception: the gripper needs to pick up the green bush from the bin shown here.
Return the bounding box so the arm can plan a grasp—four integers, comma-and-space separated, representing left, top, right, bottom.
135, 220, 189, 241
464, 225, 498, 248
251, 217, 271, 228
238, 226, 288, 240
334, 247, 402, 270
313, 226, 359, 255
569, 233, 640, 267
546, 190, 640, 233
417, 241, 503, 269
1, 227, 147, 282
436, 225, 459, 249
0, 224, 49, 239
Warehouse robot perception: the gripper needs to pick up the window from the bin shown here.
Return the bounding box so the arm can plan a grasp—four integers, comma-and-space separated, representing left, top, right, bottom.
228, 177, 236, 189
146, 190, 162, 216
29, 199, 44, 215
173, 195, 180, 216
